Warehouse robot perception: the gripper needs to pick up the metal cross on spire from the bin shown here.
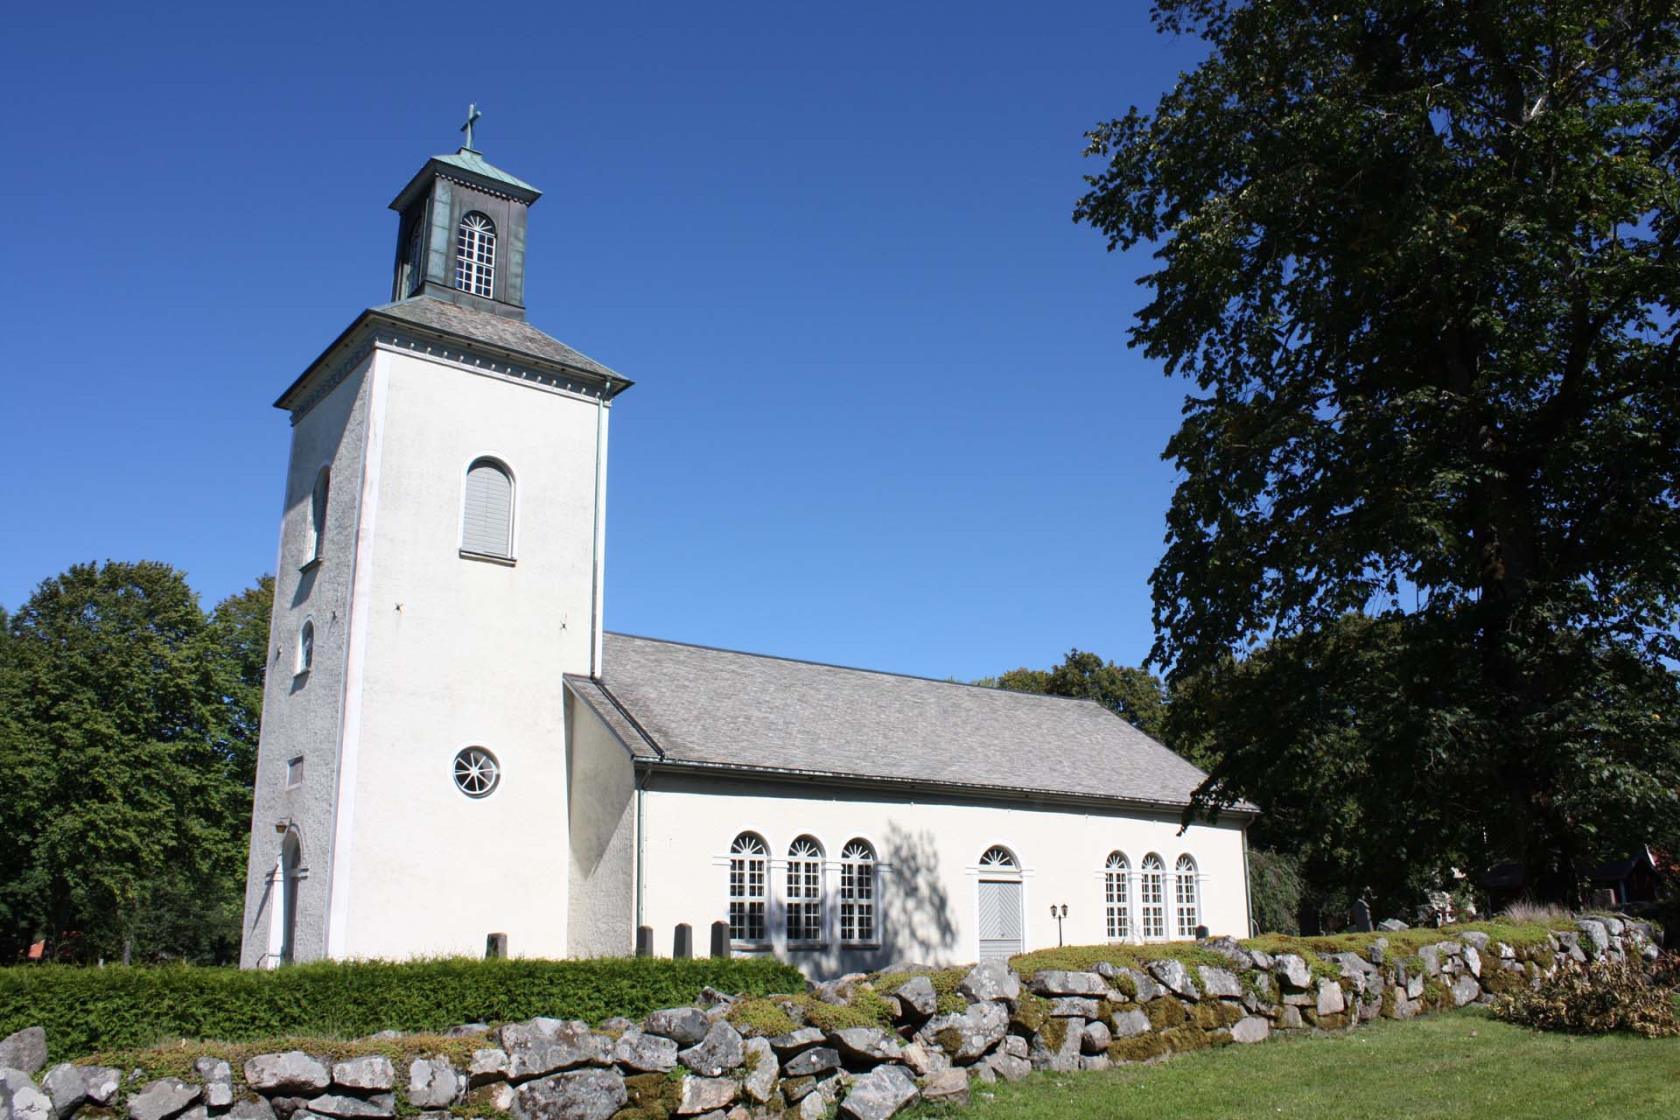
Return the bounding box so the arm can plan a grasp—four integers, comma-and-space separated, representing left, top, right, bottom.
460, 103, 483, 151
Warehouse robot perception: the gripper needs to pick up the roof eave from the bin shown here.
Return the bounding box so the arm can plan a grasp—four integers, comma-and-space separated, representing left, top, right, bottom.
273, 307, 634, 413
389, 155, 542, 212
631, 754, 1260, 822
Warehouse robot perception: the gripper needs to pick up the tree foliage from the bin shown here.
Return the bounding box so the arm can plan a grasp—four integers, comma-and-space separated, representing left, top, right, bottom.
1078, 1, 1680, 906
981, 649, 1170, 744
0, 563, 270, 963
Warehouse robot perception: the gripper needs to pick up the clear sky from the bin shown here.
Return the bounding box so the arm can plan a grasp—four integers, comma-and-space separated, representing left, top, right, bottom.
0, 2, 1211, 681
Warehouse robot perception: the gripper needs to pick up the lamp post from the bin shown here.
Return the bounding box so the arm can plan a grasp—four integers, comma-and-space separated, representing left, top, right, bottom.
1050, 903, 1068, 946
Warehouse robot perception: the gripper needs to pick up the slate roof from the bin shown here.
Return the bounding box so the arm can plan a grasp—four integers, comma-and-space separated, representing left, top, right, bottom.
568, 633, 1249, 814
431, 149, 540, 196
372, 297, 626, 382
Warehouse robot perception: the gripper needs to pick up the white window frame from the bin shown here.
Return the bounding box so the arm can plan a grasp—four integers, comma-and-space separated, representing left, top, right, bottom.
1140, 853, 1167, 940
785, 836, 825, 946
1104, 850, 1132, 942
459, 455, 517, 564
728, 832, 769, 948
454, 212, 496, 298
838, 838, 878, 946
1175, 853, 1201, 938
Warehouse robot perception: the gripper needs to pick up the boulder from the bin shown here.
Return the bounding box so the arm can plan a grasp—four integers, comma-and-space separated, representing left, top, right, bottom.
1578, 919, 1611, 957
1029, 1017, 1084, 1073
983, 1052, 1031, 1083
957, 962, 1019, 1004
1377, 918, 1409, 932
917, 1068, 968, 1108
1080, 1021, 1111, 1054
300, 1095, 393, 1119
510, 1070, 626, 1120
1196, 966, 1243, 1000
921, 1001, 1008, 1063
1048, 997, 1100, 1019
1113, 966, 1161, 1003
466, 1049, 509, 1087
1202, 936, 1255, 971
677, 1021, 745, 1077
741, 1038, 776, 1105
898, 1041, 944, 1077
1462, 945, 1482, 979
838, 1065, 917, 1120
1417, 945, 1443, 977
798, 1092, 829, 1120
1314, 980, 1346, 1016
1146, 959, 1198, 1001
192, 1059, 233, 1110
611, 1030, 679, 1074
1277, 1005, 1303, 1030
781, 1048, 841, 1078
225, 1102, 274, 1120
500, 1020, 611, 1080
1109, 1008, 1151, 1039
767, 1029, 825, 1057
1230, 1016, 1270, 1045
827, 1028, 903, 1066
1, 1070, 52, 1120
674, 1076, 736, 1116
1450, 975, 1481, 1007
446, 1024, 491, 1038
244, 1054, 330, 1096
0, 1030, 46, 1077
892, 976, 938, 1020
1273, 955, 1313, 991
127, 1079, 199, 1120
406, 1060, 463, 1109
331, 1058, 393, 1093
1029, 970, 1106, 998
1247, 949, 1274, 971
642, 1008, 712, 1047
1460, 931, 1490, 951
42, 1064, 119, 1118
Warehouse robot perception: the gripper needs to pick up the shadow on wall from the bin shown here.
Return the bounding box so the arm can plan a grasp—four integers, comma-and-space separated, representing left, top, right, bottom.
879, 822, 958, 963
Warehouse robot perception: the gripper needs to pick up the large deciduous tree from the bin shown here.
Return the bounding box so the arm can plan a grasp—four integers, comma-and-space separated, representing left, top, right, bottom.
982, 650, 1170, 745
0, 563, 270, 962
1077, 1, 1680, 905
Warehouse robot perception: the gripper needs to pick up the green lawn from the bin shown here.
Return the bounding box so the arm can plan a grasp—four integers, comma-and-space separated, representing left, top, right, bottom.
911, 1010, 1680, 1120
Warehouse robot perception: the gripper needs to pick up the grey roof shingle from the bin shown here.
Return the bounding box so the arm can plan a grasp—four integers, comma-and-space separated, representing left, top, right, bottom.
574, 633, 1246, 813
372, 297, 626, 382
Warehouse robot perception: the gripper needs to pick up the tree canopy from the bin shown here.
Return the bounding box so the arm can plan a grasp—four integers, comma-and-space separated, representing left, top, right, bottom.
1078, 1, 1680, 906
0, 563, 270, 963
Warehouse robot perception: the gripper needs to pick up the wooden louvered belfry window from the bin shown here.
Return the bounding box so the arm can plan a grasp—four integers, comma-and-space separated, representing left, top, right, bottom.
461, 458, 513, 559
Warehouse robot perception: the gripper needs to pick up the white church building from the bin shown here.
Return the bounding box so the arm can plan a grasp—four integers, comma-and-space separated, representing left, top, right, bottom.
239, 121, 1256, 972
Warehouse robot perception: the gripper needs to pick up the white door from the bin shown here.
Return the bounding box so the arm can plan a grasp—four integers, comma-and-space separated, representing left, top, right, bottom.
977, 879, 1024, 963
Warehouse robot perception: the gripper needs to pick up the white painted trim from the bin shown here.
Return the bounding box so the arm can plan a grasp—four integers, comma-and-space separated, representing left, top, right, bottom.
324, 354, 389, 958
590, 392, 608, 677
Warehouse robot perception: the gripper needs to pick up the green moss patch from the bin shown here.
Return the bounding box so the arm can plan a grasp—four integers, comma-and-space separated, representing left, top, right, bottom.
1144, 998, 1188, 1030
726, 997, 799, 1039
1013, 942, 1228, 977
1010, 992, 1049, 1036
1107, 1033, 1167, 1063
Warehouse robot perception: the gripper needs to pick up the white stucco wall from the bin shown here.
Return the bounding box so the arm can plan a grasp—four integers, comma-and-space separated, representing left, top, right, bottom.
565, 691, 638, 957
637, 774, 1249, 974
240, 359, 373, 968
322, 344, 609, 960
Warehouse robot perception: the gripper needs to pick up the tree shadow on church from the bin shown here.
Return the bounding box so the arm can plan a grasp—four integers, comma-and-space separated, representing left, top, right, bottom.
878, 822, 958, 965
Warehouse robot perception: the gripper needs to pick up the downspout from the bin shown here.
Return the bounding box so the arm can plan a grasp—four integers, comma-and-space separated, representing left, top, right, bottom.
590, 384, 609, 677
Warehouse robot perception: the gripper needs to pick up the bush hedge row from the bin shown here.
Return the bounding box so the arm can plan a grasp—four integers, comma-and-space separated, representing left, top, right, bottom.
0, 956, 807, 1061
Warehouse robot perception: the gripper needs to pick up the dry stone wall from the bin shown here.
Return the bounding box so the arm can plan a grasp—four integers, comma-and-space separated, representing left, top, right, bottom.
0, 917, 1659, 1120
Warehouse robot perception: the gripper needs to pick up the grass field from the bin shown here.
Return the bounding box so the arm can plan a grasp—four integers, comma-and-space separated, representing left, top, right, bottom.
909, 1010, 1680, 1120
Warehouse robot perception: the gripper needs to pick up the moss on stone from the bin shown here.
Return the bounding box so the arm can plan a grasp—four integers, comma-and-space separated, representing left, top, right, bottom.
1380, 985, 1398, 1018
1158, 1026, 1210, 1054
934, 1027, 964, 1057
780, 1077, 814, 1104
1481, 967, 1523, 996
1190, 1002, 1225, 1030
1144, 997, 1187, 1030
1107, 1033, 1166, 1063
1315, 1012, 1351, 1031
727, 997, 798, 1039
798, 988, 895, 1032
1422, 979, 1449, 1010
1205, 1028, 1234, 1048
1110, 971, 1138, 1000
1037, 1017, 1069, 1054
622, 1072, 678, 1115
1010, 991, 1049, 1035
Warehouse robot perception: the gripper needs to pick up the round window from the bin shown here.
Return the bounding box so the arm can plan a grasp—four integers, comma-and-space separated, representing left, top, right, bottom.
452, 747, 500, 798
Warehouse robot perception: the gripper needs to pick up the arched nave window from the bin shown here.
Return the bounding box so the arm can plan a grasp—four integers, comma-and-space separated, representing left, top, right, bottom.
979, 845, 1018, 871
1139, 853, 1166, 940
727, 832, 768, 945
786, 836, 824, 944
1104, 851, 1131, 941
461, 458, 514, 559
1175, 854, 1201, 937
455, 212, 496, 297
839, 838, 877, 944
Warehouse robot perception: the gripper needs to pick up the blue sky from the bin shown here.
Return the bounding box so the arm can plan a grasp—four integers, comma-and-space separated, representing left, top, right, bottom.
0, 2, 1210, 681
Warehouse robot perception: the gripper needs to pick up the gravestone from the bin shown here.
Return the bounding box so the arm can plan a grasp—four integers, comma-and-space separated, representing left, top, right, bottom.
636, 926, 653, 958
1351, 900, 1373, 933
710, 922, 729, 958
485, 932, 508, 959
674, 924, 692, 959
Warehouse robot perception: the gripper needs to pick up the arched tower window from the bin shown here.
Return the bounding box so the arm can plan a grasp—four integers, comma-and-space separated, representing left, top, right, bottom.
1140, 853, 1166, 940
727, 832, 768, 945
786, 836, 824, 944
839, 839, 877, 945
455, 212, 496, 298
296, 620, 314, 676
461, 458, 514, 558
278, 831, 302, 965
1175, 854, 1201, 937
1104, 851, 1131, 941
306, 466, 330, 564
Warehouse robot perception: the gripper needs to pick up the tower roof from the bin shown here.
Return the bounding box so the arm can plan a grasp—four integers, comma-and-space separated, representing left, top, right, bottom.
389, 148, 542, 212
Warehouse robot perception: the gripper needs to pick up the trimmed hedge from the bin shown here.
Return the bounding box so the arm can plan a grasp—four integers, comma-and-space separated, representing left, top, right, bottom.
0, 956, 806, 1061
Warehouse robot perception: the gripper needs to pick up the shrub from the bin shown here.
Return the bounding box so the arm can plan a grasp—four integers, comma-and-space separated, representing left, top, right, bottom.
1492, 956, 1680, 1038
0, 956, 805, 1061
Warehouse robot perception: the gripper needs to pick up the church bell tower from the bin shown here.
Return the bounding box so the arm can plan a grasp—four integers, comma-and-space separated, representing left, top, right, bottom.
239, 111, 631, 966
